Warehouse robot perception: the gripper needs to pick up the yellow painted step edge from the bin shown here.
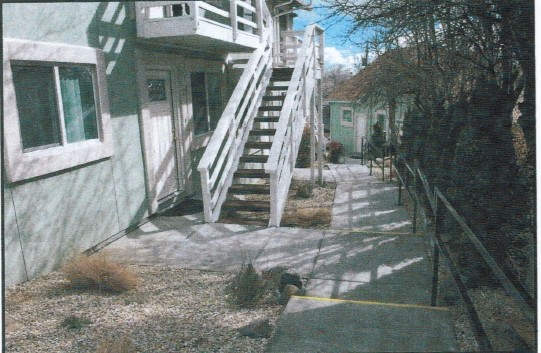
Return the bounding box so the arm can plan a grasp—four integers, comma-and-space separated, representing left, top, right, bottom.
292, 295, 449, 311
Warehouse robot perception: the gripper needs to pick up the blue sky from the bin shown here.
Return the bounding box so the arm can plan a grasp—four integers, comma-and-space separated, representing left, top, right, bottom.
293, 1, 367, 72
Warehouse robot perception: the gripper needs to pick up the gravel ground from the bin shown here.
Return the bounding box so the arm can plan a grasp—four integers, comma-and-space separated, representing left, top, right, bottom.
6, 266, 282, 353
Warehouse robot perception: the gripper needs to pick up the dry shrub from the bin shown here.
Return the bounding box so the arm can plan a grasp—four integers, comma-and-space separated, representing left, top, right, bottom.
281, 208, 332, 228
95, 335, 136, 353
62, 253, 139, 293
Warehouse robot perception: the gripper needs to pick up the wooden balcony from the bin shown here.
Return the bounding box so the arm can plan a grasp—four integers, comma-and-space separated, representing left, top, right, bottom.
135, 1, 265, 53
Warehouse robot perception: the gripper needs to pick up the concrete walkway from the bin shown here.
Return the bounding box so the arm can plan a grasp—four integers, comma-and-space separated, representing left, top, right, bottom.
104, 163, 459, 352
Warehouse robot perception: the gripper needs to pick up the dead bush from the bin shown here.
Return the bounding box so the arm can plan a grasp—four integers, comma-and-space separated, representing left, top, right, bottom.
95, 335, 136, 353
61, 253, 139, 293
281, 208, 332, 228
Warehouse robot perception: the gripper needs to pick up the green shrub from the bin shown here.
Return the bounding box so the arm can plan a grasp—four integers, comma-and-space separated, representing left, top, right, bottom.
60, 315, 91, 330
228, 263, 266, 308
295, 127, 311, 168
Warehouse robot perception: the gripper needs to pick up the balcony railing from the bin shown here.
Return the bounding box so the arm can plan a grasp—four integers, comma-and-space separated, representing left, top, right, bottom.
135, 1, 265, 50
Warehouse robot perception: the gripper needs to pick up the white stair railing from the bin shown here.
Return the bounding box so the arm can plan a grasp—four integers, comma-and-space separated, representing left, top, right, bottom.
266, 24, 324, 227
197, 0, 273, 223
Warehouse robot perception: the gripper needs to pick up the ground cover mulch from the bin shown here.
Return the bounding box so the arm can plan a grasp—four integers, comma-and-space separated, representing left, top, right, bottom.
5, 265, 282, 353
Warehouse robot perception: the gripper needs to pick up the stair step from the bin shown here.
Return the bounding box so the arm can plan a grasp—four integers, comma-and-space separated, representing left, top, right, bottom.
228, 184, 270, 195
254, 116, 280, 123
259, 106, 282, 112
234, 169, 270, 178
240, 155, 269, 163
273, 67, 294, 75
218, 217, 269, 226
223, 200, 271, 211
245, 141, 273, 149
271, 68, 294, 81
250, 129, 277, 136
262, 95, 286, 102
267, 85, 289, 91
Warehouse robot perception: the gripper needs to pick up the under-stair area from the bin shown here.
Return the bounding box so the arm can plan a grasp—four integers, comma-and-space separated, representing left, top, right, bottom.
220, 68, 294, 226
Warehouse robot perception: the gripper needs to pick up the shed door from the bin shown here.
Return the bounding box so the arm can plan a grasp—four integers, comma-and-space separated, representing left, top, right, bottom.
146, 70, 182, 201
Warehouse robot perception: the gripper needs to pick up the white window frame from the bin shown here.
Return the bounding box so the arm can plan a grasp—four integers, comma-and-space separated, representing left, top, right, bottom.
340, 106, 353, 127
3, 39, 113, 182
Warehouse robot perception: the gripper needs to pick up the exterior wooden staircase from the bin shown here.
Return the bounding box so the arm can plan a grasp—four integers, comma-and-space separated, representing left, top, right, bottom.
198, 23, 324, 227
220, 68, 293, 225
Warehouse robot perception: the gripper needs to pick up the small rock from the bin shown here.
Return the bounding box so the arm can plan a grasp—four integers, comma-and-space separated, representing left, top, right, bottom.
279, 273, 303, 293
239, 319, 273, 338
279, 284, 300, 305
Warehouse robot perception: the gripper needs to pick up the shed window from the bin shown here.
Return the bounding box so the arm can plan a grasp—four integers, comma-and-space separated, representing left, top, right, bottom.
341, 107, 353, 126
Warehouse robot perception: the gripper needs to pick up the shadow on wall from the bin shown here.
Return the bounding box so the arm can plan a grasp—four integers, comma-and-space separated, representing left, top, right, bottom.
87, 2, 150, 228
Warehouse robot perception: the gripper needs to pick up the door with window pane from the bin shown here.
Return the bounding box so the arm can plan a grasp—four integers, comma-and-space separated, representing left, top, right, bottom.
146, 70, 182, 201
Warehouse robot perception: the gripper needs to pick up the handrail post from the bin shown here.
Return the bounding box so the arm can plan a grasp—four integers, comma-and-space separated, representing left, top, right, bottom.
230, 0, 238, 41
389, 146, 393, 181
255, 0, 264, 42
396, 158, 403, 206
361, 137, 364, 165
431, 193, 442, 306
412, 159, 419, 234
369, 148, 373, 176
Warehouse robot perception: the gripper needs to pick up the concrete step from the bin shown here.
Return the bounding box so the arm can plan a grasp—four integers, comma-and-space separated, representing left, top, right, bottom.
267, 296, 459, 353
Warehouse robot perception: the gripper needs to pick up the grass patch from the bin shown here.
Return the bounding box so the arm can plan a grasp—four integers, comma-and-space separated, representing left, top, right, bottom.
61, 252, 139, 293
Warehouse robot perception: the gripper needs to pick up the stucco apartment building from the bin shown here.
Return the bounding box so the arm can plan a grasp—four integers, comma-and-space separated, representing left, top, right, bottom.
3, 1, 324, 285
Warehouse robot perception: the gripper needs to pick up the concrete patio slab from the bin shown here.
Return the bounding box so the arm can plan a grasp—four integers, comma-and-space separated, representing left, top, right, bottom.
306, 232, 433, 305
331, 181, 411, 232
253, 227, 326, 276
267, 297, 459, 353
106, 216, 272, 272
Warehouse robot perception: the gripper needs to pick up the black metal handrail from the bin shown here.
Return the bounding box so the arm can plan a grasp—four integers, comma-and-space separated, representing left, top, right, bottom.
390, 146, 535, 351
360, 137, 395, 182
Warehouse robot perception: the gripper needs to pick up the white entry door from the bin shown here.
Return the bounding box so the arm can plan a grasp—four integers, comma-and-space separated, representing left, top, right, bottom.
146, 70, 182, 201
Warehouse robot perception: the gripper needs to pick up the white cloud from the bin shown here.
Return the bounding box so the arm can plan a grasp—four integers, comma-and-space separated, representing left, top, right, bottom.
324, 47, 362, 72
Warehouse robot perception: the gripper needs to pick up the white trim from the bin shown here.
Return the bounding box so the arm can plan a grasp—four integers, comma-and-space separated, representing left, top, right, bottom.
340, 106, 353, 127
3, 38, 113, 183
